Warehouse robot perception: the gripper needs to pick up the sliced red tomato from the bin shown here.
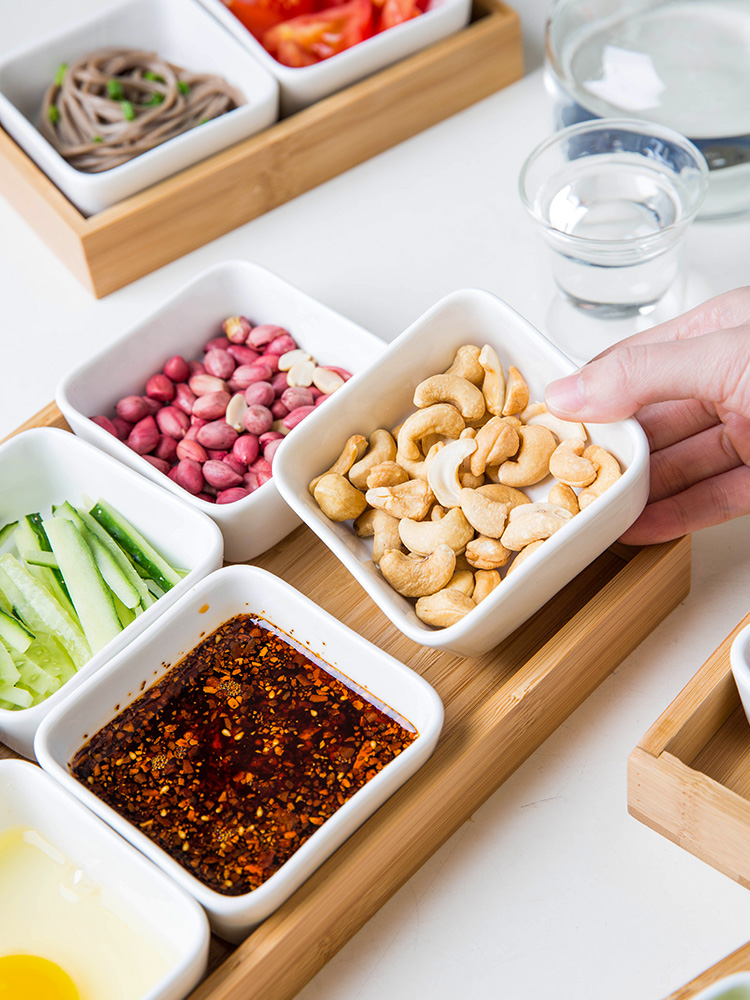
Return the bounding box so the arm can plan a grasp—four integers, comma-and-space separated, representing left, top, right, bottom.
379, 0, 420, 29
224, 0, 316, 40
262, 0, 374, 66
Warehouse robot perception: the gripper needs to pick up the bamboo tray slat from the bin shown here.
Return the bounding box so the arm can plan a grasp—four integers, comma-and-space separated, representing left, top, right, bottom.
664, 940, 750, 999
628, 609, 750, 889
1, 405, 692, 1000
0, 0, 522, 299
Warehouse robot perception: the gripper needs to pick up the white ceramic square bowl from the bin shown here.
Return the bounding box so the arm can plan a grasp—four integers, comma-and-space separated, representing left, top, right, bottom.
0, 0, 279, 215
0, 759, 210, 1000
273, 288, 651, 657
730, 623, 750, 727
56, 259, 385, 563
0, 427, 223, 759
35, 563, 444, 942
198, 0, 472, 114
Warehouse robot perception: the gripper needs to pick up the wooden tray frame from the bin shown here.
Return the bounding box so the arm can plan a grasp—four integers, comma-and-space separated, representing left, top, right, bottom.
628, 609, 750, 890
2, 405, 692, 1000
664, 940, 750, 999
0, 0, 522, 299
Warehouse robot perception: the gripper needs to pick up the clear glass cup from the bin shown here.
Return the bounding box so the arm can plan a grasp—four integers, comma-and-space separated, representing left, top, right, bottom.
545, 0, 750, 220
519, 118, 708, 321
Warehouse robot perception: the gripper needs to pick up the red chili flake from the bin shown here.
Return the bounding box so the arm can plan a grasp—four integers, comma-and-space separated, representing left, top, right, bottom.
70, 614, 416, 896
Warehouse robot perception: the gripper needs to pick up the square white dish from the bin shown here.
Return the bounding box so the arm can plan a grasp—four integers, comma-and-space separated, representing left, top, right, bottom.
273, 287, 651, 657
198, 0, 472, 114
730, 623, 750, 728
0, 758, 210, 1000
0, 426, 223, 759
56, 259, 385, 563
0, 0, 279, 215
35, 563, 444, 942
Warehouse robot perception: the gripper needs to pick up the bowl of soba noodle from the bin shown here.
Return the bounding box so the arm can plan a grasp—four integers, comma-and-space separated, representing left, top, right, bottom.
0, 0, 279, 214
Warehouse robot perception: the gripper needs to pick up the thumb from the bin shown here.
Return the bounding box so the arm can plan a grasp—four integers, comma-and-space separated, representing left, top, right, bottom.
544, 331, 740, 422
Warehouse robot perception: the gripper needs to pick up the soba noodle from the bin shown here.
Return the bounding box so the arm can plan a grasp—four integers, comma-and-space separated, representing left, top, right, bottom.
39, 48, 245, 173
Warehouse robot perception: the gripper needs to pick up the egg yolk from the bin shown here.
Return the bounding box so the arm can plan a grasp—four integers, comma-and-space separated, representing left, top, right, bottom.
0, 955, 80, 999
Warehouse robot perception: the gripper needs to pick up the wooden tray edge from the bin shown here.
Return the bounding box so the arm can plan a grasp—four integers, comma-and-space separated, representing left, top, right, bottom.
664, 940, 750, 999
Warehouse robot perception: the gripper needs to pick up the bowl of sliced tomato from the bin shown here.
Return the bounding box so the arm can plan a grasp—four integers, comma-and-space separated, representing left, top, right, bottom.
198, 0, 471, 113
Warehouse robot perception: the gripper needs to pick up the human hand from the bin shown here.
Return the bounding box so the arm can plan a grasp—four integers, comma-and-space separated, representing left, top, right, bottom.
544, 287, 750, 545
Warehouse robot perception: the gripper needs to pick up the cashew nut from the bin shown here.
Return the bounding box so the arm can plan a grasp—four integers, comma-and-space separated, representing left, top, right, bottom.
379, 544, 456, 598
354, 508, 402, 564
478, 344, 505, 416
470, 417, 519, 476
521, 402, 587, 443
473, 569, 501, 603
474, 483, 531, 511
366, 479, 435, 520
505, 540, 545, 575
396, 440, 444, 481
578, 445, 622, 509
348, 429, 397, 489
445, 570, 475, 597
309, 435, 368, 494
414, 374, 486, 421
502, 366, 530, 416
497, 425, 556, 488
465, 535, 513, 570
415, 589, 476, 627
397, 404, 464, 462
500, 502, 573, 550
548, 482, 580, 516
427, 438, 477, 508
549, 438, 597, 488
444, 344, 484, 386
399, 507, 474, 555
313, 474, 367, 521
459, 487, 511, 539
366, 461, 410, 489
460, 471, 485, 489
431, 505, 446, 521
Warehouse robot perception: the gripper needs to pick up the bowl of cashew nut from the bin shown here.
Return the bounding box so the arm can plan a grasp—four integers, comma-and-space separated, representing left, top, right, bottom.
273, 289, 650, 656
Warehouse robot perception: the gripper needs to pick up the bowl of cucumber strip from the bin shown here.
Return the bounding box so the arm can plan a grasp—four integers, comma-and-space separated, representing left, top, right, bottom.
0, 427, 223, 759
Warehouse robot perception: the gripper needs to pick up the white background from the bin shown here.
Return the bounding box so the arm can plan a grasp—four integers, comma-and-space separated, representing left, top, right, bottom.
1, 2, 750, 998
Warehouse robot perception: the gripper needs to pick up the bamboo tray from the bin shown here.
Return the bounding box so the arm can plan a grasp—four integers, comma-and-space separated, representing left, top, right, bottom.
628, 609, 750, 889
664, 940, 750, 999
1, 404, 692, 1000
0, 0, 522, 299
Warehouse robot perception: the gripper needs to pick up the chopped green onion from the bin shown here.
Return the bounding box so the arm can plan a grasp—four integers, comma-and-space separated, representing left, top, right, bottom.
47, 105, 60, 124
107, 78, 124, 100
143, 71, 165, 82
178, 80, 190, 95
145, 92, 164, 106
93, 135, 103, 143
54, 63, 68, 87
120, 100, 136, 121
198, 117, 209, 125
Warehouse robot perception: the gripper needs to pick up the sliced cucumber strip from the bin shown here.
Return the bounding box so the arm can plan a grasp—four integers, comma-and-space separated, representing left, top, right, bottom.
0, 555, 90, 668
0, 638, 20, 687
17, 634, 77, 685
0, 521, 18, 548
69, 505, 153, 609
0, 607, 34, 653
0, 684, 32, 709
21, 549, 59, 569
89, 499, 181, 593
42, 518, 122, 655
14, 516, 77, 620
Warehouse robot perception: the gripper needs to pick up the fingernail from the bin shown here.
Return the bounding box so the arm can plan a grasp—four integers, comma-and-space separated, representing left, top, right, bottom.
545, 373, 585, 416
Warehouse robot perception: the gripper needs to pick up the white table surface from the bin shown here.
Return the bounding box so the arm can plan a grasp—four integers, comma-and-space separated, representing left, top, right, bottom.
2, 3, 750, 998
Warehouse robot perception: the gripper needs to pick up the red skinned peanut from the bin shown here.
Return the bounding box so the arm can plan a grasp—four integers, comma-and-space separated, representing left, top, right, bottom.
192, 390, 230, 421
141, 396, 162, 416
243, 404, 273, 435
233, 434, 259, 467
243, 471, 260, 493
203, 336, 229, 353
203, 460, 243, 490
176, 438, 208, 463
143, 455, 170, 474
270, 371, 289, 395
248, 324, 287, 349
280, 386, 313, 410
91, 415, 117, 437
257, 353, 281, 373
127, 415, 159, 454
154, 435, 178, 463
196, 421, 238, 450
187, 360, 205, 377
264, 439, 283, 464
283, 405, 315, 430
227, 344, 260, 366
156, 406, 189, 439
146, 374, 175, 402
267, 334, 296, 355
244, 381, 275, 407
189, 373, 227, 396
222, 316, 252, 343
204, 349, 236, 380
217, 487, 250, 504
223, 455, 246, 476
270, 400, 288, 419
111, 417, 133, 440
164, 356, 189, 382
116, 395, 148, 423
173, 383, 197, 415
175, 458, 204, 495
